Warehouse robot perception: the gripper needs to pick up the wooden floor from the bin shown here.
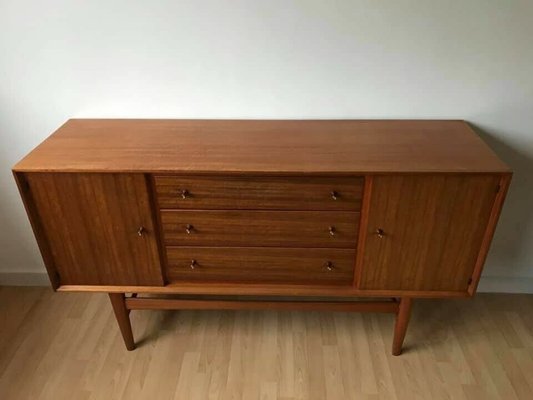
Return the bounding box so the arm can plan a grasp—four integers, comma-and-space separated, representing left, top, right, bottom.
0, 287, 532, 400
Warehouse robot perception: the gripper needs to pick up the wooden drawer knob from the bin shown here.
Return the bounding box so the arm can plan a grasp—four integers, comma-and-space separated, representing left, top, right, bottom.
190, 259, 197, 269
329, 226, 336, 236
185, 224, 194, 234
180, 189, 190, 199
324, 261, 334, 271
331, 191, 339, 200
376, 228, 385, 238
137, 226, 146, 237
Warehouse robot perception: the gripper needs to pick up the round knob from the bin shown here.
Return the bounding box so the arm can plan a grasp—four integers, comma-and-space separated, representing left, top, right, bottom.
181, 189, 189, 199
185, 224, 194, 234
190, 259, 197, 269
137, 226, 146, 237
324, 261, 334, 271
329, 226, 336, 236
331, 191, 339, 200
376, 228, 385, 238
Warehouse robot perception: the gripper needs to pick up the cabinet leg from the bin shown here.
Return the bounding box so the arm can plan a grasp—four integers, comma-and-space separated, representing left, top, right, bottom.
108, 293, 135, 351
392, 297, 412, 356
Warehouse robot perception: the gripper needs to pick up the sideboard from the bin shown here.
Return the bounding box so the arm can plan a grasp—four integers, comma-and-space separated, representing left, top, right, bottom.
13, 119, 511, 355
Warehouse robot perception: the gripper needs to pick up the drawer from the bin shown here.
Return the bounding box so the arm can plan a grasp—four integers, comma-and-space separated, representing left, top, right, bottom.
165, 247, 355, 285
154, 175, 364, 210
161, 210, 360, 248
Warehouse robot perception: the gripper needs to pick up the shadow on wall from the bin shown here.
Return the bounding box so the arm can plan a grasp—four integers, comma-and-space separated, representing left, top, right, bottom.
471, 124, 533, 277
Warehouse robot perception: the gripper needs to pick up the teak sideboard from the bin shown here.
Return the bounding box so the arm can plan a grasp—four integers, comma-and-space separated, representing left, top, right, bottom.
13, 119, 511, 355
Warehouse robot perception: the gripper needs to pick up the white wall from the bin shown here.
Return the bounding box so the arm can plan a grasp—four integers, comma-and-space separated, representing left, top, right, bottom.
1, 0, 533, 290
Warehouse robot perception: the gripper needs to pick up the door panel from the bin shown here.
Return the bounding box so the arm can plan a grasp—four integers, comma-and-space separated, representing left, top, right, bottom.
26, 173, 163, 286
359, 175, 499, 291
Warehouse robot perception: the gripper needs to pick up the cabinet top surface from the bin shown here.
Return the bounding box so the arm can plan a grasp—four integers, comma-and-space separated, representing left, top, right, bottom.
13, 119, 510, 174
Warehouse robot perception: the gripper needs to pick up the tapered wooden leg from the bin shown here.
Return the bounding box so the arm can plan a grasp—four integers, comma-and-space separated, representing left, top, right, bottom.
392, 297, 412, 356
108, 293, 135, 350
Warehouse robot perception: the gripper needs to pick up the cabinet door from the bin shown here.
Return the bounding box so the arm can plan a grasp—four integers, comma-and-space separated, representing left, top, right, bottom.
359, 175, 499, 292
26, 173, 163, 286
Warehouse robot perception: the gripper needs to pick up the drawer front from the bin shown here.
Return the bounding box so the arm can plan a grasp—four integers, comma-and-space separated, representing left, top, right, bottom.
161, 210, 359, 248
155, 175, 364, 210
166, 247, 355, 285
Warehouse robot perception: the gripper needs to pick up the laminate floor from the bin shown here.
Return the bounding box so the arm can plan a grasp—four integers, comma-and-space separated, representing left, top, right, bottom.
0, 287, 532, 399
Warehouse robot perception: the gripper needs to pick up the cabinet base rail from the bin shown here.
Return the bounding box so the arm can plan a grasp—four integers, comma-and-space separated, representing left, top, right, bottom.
108, 293, 413, 356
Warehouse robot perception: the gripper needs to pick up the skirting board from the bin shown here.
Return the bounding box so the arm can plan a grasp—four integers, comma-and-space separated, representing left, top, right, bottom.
1, 272, 532, 294
476, 276, 533, 294
0, 272, 51, 287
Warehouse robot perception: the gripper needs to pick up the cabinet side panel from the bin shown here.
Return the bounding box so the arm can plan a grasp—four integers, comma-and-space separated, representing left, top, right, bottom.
468, 173, 512, 295
24, 173, 164, 286
13, 172, 60, 289
360, 174, 500, 292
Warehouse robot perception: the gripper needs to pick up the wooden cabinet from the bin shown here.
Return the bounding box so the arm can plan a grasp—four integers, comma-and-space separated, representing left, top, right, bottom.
13, 119, 511, 355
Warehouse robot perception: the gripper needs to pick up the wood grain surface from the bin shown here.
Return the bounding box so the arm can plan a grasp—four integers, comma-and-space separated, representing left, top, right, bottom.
24, 173, 164, 286
123, 296, 399, 313
165, 247, 355, 285
468, 174, 512, 295
160, 210, 360, 248
108, 293, 135, 350
13, 119, 510, 173
1, 287, 532, 400
359, 174, 500, 291
11, 120, 511, 300
13, 172, 60, 289
57, 283, 470, 298
392, 297, 412, 356
154, 175, 364, 210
